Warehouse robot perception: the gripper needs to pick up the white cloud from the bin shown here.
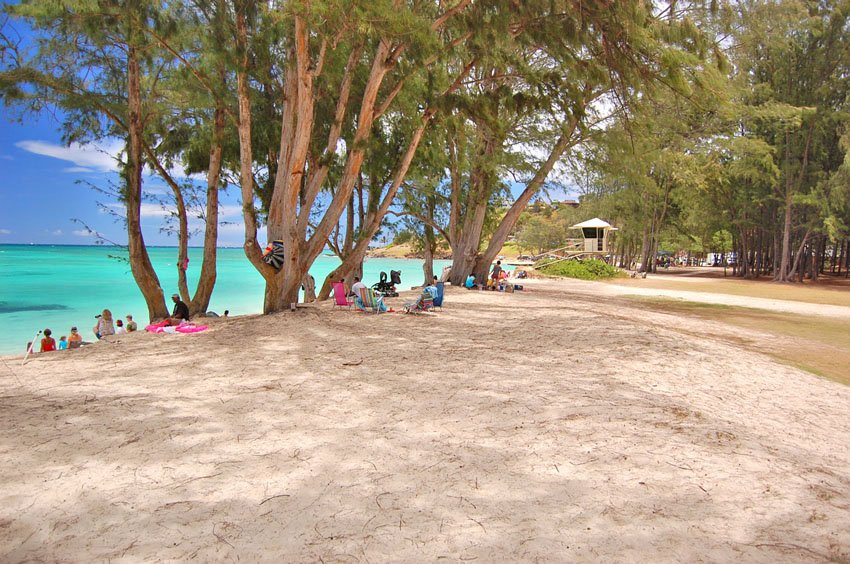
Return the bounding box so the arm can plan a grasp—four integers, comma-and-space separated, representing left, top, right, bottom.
15, 139, 214, 181
52, 229, 63, 236
0, 229, 11, 235
16, 139, 124, 172
72, 229, 94, 237
218, 205, 243, 218
144, 185, 169, 196
105, 202, 174, 218
102, 203, 246, 236
218, 222, 246, 234
140, 203, 173, 218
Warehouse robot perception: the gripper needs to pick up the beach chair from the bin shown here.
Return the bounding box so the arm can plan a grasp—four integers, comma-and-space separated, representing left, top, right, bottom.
359, 287, 382, 313
433, 282, 445, 310
403, 292, 434, 314
332, 282, 353, 310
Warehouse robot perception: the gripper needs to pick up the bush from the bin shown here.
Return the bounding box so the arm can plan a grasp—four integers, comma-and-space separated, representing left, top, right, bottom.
392, 230, 414, 246
536, 258, 622, 280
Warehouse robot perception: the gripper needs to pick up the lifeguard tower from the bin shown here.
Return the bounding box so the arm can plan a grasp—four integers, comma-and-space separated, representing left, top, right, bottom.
570, 217, 617, 253
531, 217, 617, 261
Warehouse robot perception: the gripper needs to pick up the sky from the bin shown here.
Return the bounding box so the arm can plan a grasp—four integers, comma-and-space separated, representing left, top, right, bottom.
0, 108, 575, 248
0, 106, 250, 247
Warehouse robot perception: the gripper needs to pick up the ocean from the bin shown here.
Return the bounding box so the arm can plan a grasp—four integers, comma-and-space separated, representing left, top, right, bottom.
0, 245, 451, 356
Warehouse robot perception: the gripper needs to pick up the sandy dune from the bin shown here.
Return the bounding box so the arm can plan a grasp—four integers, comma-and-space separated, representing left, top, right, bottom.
1, 278, 848, 561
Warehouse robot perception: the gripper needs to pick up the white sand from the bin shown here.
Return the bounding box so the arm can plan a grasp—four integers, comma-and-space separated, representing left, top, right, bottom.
1, 278, 848, 561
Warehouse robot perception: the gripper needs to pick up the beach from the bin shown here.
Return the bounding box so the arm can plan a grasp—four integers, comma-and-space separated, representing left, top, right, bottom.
1, 277, 848, 561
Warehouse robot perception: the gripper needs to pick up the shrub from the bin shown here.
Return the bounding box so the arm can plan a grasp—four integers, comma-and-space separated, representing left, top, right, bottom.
536, 258, 622, 280
392, 230, 414, 246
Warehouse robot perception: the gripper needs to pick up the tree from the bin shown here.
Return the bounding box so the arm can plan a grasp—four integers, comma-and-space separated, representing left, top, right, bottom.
1, 0, 229, 318
229, 1, 474, 313
437, 0, 725, 285
730, 0, 850, 281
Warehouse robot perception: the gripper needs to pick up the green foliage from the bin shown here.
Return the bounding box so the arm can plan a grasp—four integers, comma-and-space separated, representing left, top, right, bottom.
537, 258, 623, 280
712, 229, 733, 253
514, 206, 588, 254
515, 216, 566, 254
392, 229, 414, 246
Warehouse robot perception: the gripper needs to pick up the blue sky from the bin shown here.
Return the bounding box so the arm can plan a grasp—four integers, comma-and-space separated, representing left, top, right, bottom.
0, 107, 578, 247
0, 106, 249, 247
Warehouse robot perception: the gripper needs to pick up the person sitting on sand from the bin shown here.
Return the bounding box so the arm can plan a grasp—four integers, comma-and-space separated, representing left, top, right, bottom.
351, 276, 366, 298
68, 326, 82, 345
40, 328, 56, 352
465, 274, 476, 289
94, 309, 115, 339
115, 319, 127, 334
164, 293, 190, 326
424, 278, 438, 300
351, 277, 388, 312
125, 314, 138, 332
358, 290, 388, 313
58, 335, 68, 350
338, 278, 351, 298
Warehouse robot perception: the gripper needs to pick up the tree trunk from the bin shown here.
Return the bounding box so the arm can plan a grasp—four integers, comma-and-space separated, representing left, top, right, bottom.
788, 229, 811, 282
422, 193, 436, 285
302, 273, 316, 303
448, 128, 501, 286
190, 102, 225, 315
777, 188, 793, 281
838, 239, 850, 278
235, 5, 279, 313
450, 197, 488, 285
125, 9, 167, 322
639, 227, 652, 274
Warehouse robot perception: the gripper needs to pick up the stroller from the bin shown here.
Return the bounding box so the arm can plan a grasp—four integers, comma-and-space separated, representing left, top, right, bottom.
372, 270, 400, 297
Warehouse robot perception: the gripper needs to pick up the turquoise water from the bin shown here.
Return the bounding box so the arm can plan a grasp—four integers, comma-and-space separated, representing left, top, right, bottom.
0, 245, 450, 356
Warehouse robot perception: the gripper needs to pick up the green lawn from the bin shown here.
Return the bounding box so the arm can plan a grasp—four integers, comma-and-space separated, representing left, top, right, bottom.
628, 296, 850, 386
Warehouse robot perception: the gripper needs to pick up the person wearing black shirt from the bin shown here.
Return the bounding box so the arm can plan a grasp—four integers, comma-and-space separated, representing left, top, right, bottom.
165, 293, 190, 325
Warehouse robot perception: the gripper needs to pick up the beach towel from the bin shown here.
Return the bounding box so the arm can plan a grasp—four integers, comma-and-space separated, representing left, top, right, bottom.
146, 321, 208, 334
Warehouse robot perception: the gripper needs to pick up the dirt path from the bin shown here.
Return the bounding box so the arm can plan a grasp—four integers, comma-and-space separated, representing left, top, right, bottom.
1, 279, 848, 561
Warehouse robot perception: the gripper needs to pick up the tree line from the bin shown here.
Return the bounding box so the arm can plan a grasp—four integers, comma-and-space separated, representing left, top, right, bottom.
2, 1, 846, 321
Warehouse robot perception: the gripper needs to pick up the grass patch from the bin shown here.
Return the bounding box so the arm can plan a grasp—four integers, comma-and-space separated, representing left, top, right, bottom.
630, 296, 850, 386
609, 276, 850, 308
537, 258, 624, 280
